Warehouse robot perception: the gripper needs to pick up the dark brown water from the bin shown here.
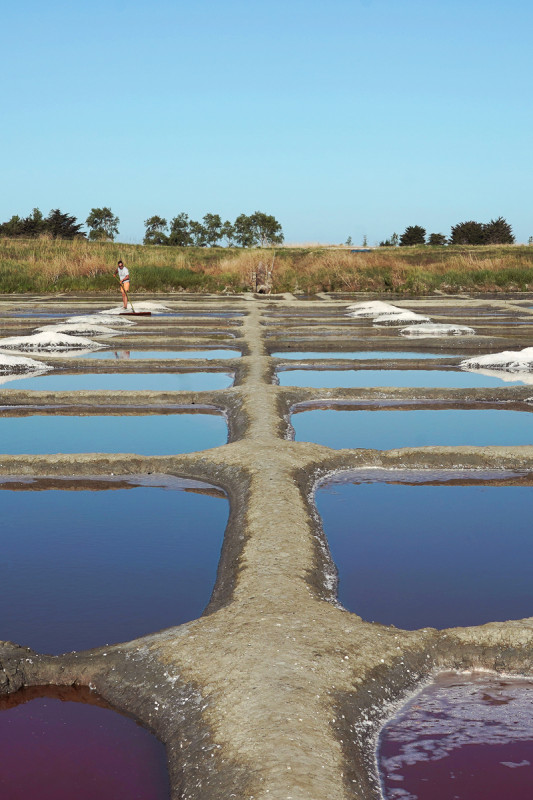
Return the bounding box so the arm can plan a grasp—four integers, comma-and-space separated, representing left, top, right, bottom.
379, 673, 533, 800
0, 686, 169, 799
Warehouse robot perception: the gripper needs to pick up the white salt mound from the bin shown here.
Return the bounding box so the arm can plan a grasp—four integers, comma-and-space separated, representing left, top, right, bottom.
346, 301, 400, 318
35, 322, 120, 337
65, 314, 135, 327
0, 331, 106, 351
0, 352, 53, 373
100, 301, 170, 314
461, 347, 533, 373
400, 323, 475, 337
373, 310, 430, 325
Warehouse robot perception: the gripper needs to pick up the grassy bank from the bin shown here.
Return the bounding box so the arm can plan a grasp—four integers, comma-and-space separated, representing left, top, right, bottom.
1, 237, 533, 294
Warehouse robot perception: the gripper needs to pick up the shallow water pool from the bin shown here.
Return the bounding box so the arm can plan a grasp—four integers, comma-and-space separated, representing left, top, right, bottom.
292, 408, 532, 449
272, 351, 454, 360
378, 673, 533, 799
316, 478, 533, 628
0, 413, 227, 455
0, 371, 234, 390
278, 368, 527, 388
78, 349, 241, 360
0, 687, 169, 799
0, 477, 228, 653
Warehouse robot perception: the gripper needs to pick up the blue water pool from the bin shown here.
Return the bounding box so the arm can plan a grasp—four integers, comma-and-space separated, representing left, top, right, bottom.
278, 369, 527, 388
0, 413, 227, 454
0, 477, 228, 653
272, 351, 455, 360
292, 408, 533, 449
0, 371, 234, 390
316, 478, 533, 628
78, 349, 241, 360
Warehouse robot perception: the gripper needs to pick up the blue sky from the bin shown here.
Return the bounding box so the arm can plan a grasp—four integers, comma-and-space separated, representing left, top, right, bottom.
2, 0, 532, 244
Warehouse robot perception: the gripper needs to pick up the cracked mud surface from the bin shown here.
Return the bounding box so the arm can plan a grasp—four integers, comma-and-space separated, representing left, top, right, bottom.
1, 292, 533, 799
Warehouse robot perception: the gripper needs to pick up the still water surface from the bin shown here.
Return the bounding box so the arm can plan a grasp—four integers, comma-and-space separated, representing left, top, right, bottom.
0, 687, 169, 799
292, 408, 532, 449
0, 413, 227, 454
379, 673, 533, 800
0, 371, 234, 390
79, 349, 240, 360
278, 368, 526, 388
0, 480, 228, 652
272, 351, 454, 360
316, 480, 533, 628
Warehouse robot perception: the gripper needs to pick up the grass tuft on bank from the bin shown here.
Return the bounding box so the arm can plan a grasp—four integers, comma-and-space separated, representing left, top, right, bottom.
1, 237, 532, 294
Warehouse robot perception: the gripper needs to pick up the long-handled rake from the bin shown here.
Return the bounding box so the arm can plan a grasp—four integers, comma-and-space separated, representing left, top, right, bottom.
115, 275, 151, 316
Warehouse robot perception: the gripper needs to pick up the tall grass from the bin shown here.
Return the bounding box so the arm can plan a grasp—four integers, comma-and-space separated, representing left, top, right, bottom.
1, 238, 532, 294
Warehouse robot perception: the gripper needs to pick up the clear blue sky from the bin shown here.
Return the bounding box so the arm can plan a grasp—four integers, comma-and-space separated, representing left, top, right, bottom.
2, 0, 532, 244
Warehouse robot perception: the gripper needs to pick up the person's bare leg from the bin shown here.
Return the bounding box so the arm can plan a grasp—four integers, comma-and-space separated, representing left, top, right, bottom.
120, 281, 130, 309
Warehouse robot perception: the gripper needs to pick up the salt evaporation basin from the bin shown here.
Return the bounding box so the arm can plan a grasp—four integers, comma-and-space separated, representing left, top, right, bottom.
378, 672, 533, 800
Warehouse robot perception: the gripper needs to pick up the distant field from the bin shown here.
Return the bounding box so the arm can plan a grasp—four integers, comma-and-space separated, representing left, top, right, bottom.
1, 237, 532, 294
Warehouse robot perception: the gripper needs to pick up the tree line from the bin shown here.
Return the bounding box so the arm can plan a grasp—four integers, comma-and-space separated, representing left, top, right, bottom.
143, 211, 283, 247
381, 217, 515, 247
0, 207, 284, 248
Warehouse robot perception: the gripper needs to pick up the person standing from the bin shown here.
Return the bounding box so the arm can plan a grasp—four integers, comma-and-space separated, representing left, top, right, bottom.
114, 260, 130, 309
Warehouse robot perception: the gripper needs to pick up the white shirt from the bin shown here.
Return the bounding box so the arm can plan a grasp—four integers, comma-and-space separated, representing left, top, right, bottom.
117, 265, 129, 281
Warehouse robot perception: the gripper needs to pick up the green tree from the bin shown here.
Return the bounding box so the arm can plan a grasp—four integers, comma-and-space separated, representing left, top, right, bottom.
189, 220, 208, 246
46, 209, 85, 239
143, 216, 168, 245
450, 221, 485, 245
20, 208, 46, 238
345, 236, 353, 246
86, 207, 119, 241
0, 215, 24, 237
221, 220, 235, 246
399, 225, 426, 246
250, 211, 284, 247
168, 213, 193, 246
428, 232, 447, 246
233, 214, 256, 247
202, 213, 223, 246
483, 216, 515, 244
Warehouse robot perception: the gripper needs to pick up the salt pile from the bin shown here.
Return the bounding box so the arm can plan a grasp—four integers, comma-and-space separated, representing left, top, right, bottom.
400, 323, 475, 337
65, 314, 135, 327
373, 310, 430, 325
35, 322, 120, 337
346, 301, 400, 318
100, 301, 170, 314
461, 347, 533, 373
0, 352, 52, 373
0, 331, 107, 351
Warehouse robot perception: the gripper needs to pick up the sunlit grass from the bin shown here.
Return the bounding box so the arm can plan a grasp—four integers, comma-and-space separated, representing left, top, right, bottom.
1, 238, 532, 294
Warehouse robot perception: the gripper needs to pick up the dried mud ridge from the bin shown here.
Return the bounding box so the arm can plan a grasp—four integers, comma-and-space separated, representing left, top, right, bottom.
1, 294, 533, 800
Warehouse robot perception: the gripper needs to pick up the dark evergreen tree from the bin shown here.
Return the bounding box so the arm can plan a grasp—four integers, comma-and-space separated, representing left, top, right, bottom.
399, 225, 426, 246
0, 215, 24, 237
483, 216, 515, 244
45, 209, 85, 239
450, 221, 485, 245
428, 233, 447, 246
